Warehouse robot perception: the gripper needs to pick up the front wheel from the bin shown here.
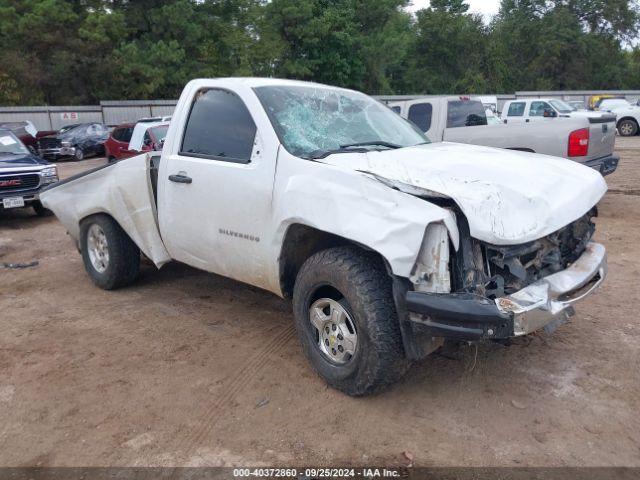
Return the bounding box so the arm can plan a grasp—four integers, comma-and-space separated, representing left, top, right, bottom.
80, 214, 140, 290
292, 246, 409, 396
32, 201, 53, 217
618, 119, 638, 137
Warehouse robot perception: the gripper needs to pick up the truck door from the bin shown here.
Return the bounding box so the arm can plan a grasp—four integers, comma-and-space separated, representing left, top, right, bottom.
157, 87, 277, 290
503, 101, 527, 123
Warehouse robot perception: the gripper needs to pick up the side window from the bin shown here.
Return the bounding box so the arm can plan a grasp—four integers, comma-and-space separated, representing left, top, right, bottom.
180, 89, 257, 163
530, 101, 551, 117
122, 127, 134, 143
390, 106, 401, 114
408, 103, 433, 132
112, 128, 123, 141
507, 102, 525, 117
446, 100, 487, 128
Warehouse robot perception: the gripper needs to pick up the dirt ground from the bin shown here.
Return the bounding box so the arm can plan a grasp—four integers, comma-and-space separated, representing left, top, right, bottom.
1, 141, 639, 468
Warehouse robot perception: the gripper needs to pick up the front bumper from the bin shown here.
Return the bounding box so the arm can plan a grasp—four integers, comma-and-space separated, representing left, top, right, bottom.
0, 187, 41, 208
39, 146, 75, 159
405, 242, 607, 342
584, 153, 619, 176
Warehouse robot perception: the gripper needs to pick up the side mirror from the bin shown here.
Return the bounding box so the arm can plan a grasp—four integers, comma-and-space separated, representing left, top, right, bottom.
543, 108, 557, 118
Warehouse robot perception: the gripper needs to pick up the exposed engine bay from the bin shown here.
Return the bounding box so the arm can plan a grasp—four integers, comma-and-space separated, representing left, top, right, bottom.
452, 208, 597, 299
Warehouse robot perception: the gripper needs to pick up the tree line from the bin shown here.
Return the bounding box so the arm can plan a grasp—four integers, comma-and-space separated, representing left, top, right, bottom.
0, 0, 639, 105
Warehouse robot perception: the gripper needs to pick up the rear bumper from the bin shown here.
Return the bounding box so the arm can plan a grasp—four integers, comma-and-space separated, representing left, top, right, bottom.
405, 242, 607, 342
584, 153, 619, 176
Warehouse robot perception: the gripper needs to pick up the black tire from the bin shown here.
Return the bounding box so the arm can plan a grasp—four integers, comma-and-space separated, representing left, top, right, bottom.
618, 119, 638, 137
292, 246, 409, 396
79, 214, 140, 290
32, 201, 53, 217
74, 146, 84, 161
107, 156, 116, 163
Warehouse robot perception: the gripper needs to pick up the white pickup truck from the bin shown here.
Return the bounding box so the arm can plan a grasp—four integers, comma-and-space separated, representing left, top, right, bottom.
389, 96, 619, 176
598, 101, 640, 137
41, 78, 608, 395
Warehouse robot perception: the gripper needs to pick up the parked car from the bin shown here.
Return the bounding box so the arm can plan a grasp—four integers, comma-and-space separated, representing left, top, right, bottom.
41, 78, 608, 396
104, 123, 135, 162
128, 121, 169, 154
588, 94, 625, 110
391, 96, 618, 176
105, 122, 169, 162
501, 98, 609, 122
38, 123, 109, 161
0, 128, 58, 216
602, 103, 640, 137
0, 121, 56, 155
595, 98, 632, 112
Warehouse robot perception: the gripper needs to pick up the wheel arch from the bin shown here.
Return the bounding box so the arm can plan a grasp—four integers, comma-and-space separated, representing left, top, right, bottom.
78, 211, 126, 247
617, 116, 639, 130
278, 223, 392, 299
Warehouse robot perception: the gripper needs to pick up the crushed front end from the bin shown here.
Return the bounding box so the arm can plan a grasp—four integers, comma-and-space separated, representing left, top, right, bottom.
398, 209, 606, 358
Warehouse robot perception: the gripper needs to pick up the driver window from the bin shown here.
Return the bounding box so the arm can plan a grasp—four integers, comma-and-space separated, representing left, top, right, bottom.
530, 101, 551, 117
180, 88, 257, 163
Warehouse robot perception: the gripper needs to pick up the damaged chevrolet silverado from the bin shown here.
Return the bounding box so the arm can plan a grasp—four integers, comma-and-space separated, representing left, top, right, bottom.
40, 79, 608, 396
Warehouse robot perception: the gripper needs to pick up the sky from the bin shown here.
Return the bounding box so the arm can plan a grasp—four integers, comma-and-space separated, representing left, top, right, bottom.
406, 0, 501, 21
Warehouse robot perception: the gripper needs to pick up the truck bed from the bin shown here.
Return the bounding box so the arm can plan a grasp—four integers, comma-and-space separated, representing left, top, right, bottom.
40, 154, 170, 266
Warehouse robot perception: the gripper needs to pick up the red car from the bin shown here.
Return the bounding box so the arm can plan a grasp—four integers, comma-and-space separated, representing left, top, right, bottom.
104, 123, 135, 162
105, 122, 169, 162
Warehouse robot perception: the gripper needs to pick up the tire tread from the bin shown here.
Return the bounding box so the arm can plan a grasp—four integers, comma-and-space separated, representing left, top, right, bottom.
293, 246, 409, 396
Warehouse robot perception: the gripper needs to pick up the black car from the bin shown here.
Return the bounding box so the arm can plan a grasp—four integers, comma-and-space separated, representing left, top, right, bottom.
37, 123, 110, 161
0, 128, 59, 216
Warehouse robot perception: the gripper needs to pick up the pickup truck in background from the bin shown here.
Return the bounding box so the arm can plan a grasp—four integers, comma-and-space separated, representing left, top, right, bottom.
390, 96, 619, 176
0, 128, 58, 216
501, 98, 610, 122
41, 78, 608, 395
599, 101, 640, 137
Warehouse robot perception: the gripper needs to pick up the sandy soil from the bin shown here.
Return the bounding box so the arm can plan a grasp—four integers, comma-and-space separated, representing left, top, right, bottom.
0, 143, 639, 468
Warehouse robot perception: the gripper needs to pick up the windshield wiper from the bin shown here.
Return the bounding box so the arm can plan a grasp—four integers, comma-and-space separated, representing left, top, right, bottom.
308, 147, 369, 160
339, 140, 402, 149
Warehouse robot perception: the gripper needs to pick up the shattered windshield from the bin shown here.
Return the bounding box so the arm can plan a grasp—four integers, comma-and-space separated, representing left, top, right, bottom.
0, 131, 29, 155
254, 85, 429, 159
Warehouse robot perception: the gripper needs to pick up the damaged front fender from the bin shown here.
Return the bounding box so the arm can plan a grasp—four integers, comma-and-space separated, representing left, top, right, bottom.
269, 150, 460, 293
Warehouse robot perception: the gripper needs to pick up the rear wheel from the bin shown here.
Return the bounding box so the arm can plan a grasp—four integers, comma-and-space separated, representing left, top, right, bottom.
74, 146, 84, 161
618, 119, 638, 137
292, 246, 409, 396
80, 214, 140, 290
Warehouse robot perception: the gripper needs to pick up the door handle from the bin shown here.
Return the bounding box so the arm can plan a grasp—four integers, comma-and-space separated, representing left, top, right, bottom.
525, 119, 530, 122
169, 173, 192, 184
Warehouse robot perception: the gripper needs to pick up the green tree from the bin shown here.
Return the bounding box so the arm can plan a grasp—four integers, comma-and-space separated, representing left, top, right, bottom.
406, 0, 490, 93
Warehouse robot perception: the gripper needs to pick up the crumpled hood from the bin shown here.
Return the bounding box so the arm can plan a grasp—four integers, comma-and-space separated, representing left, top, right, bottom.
318, 142, 607, 245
